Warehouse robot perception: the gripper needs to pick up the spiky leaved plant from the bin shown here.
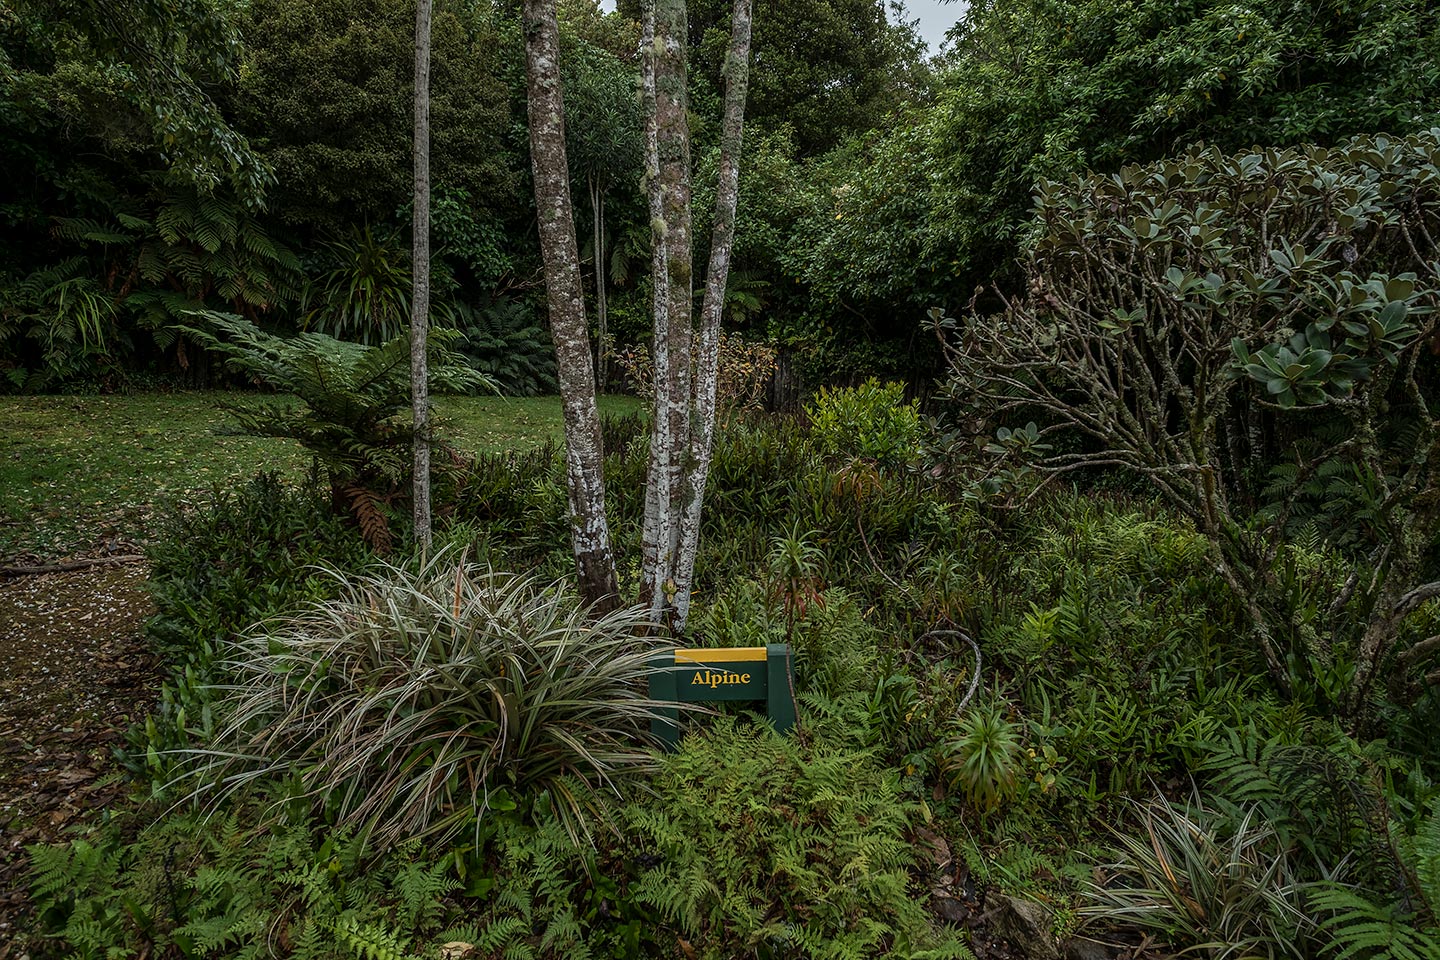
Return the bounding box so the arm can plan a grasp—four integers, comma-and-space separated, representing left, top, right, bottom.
945, 701, 1024, 811
1082, 797, 1315, 959
180, 555, 679, 847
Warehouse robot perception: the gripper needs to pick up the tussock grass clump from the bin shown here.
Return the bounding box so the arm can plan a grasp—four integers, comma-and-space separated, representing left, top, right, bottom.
1082, 798, 1314, 959
184, 556, 672, 847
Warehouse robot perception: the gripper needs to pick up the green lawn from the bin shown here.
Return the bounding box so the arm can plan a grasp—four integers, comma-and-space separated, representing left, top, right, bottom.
0, 391, 640, 558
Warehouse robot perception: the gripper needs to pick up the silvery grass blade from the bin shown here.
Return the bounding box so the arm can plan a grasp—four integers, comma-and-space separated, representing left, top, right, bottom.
169, 550, 704, 848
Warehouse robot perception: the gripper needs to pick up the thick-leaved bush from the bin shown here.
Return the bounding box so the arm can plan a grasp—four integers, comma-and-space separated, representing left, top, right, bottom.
805, 379, 923, 469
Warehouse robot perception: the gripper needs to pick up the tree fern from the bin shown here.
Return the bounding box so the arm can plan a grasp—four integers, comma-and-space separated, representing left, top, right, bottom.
177, 311, 490, 540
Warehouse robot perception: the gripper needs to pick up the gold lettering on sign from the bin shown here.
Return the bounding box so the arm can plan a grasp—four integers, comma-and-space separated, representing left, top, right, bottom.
688, 669, 753, 688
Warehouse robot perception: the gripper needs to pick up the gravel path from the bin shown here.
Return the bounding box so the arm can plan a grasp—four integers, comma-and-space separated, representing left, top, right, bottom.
0, 564, 160, 951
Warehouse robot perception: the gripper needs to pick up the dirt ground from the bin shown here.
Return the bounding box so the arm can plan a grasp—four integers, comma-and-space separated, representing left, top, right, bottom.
0, 562, 160, 953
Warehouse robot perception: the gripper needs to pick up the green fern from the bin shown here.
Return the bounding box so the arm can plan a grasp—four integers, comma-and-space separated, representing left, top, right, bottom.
334, 913, 414, 960
1401, 799, 1440, 915
1309, 884, 1440, 960
177, 311, 491, 536
394, 859, 458, 929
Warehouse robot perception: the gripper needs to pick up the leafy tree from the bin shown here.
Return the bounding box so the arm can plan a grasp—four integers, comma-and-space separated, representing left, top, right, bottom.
520, 0, 757, 621
625, 0, 927, 156
941, 131, 1440, 713
924, 0, 1440, 290
2, 0, 270, 198
775, 0, 1440, 380
639, 0, 756, 629
234, 0, 520, 236
521, 0, 621, 607
0, 0, 282, 383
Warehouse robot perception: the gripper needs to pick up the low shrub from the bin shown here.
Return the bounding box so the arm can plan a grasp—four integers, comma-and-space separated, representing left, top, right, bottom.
29, 805, 462, 960
805, 378, 922, 469
946, 702, 1024, 812
179, 557, 674, 847
145, 471, 372, 662
128, 471, 374, 791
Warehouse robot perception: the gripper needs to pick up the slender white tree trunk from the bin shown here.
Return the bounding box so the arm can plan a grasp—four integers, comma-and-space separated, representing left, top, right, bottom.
410, 0, 432, 555
640, 0, 676, 616
672, 0, 753, 630
641, 0, 754, 631
522, 0, 619, 609
591, 174, 609, 389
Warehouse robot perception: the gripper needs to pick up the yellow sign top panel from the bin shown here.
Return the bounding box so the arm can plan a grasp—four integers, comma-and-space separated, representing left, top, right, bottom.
674, 646, 767, 663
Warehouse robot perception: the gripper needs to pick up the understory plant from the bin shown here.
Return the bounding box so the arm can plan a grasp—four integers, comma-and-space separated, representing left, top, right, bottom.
179, 556, 675, 847
180, 311, 490, 547
946, 702, 1024, 811
805, 378, 923, 469
29, 808, 453, 960
1083, 798, 1316, 959
1084, 793, 1440, 960
131, 471, 374, 790
625, 719, 973, 960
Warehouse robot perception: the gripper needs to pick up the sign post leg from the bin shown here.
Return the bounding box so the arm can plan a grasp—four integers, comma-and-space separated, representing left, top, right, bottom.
649, 653, 680, 748
766, 643, 796, 735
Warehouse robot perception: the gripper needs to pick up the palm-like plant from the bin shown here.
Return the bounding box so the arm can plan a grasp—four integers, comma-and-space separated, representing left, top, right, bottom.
945, 702, 1023, 811
180, 556, 679, 847
179, 311, 490, 546
767, 520, 825, 640
300, 226, 413, 345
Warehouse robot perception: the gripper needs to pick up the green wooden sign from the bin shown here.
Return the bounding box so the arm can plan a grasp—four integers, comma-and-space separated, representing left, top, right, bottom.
648, 644, 796, 747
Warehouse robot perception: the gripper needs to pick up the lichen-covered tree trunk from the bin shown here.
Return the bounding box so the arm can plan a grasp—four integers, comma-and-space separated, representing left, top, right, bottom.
522, 0, 619, 609
672, 0, 753, 630
640, 0, 753, 630
639, 0, 693, 616
410, 0, 432, 555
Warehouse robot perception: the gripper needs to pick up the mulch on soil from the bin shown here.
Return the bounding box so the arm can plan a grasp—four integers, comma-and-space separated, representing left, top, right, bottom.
0, 562, 160, 953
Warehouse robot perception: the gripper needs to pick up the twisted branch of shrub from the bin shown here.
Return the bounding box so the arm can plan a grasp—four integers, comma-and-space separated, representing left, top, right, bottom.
942, 131, 1440, 711
0, 555, 146, 577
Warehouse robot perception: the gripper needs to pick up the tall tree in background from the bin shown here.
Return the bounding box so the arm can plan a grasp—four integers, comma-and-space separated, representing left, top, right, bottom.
522, 0, 621, 608
640, 0, 753, 628
411, 0, 433, 553
4, 0, 271, 199
563, 46, 643, 387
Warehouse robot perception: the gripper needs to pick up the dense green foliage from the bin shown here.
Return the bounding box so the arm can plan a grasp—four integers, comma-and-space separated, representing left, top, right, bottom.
29, 386, 1432, 957
943, 129, 1440, 712
6, 0, 1436, 389
11, 0, 1440, 955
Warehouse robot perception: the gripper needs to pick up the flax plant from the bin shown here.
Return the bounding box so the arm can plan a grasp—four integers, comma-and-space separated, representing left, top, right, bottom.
179, 555, 678, 847
1082, 798, 1317, 959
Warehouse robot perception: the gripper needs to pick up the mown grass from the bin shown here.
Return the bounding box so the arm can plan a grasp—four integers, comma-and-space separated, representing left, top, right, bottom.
0, 391, 640, 558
